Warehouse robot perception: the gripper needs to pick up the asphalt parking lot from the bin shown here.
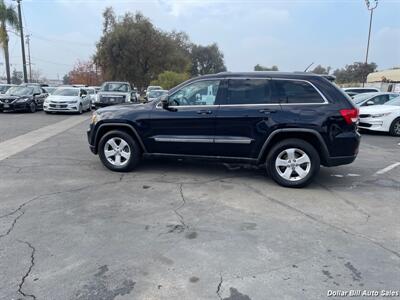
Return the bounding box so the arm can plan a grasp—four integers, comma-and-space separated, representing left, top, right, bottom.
0, 112, 399, 300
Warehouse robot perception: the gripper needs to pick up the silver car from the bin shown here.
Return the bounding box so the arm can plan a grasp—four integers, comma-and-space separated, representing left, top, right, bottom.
44, 87, 91, 114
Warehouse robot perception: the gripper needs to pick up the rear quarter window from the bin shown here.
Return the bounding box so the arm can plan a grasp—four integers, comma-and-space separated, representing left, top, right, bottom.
273, 80, 325, 104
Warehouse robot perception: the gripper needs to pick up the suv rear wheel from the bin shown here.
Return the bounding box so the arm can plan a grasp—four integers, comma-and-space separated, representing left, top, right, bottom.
267, 139, 320, 188
98, 130, 141, 172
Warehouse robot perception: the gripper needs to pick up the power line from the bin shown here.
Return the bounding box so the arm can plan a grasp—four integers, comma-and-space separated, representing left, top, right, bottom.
29, 31, 95, 47
31, 56, 75, 67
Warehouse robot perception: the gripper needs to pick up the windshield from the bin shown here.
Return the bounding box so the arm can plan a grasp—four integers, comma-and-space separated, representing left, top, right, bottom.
149, 90, 167, 98
6, 86, 33, 96
44, 87, 56, 94
101, 83, 129, 92
353, 93, 376, 104
384, 96, 400, 106
0, 85, 12, 93
53, 88, 79, 96
148, 86, 162, 91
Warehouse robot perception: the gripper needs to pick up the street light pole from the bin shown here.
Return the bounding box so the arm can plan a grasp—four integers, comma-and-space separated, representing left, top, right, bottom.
363, 0, 378, 86
13, 0, 28, 83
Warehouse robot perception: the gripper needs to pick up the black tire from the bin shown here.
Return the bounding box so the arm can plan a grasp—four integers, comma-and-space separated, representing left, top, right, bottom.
266, 138, 320, 188
389, 117, 400, 137
28, 102, 36, 113
98, 130, 141, 172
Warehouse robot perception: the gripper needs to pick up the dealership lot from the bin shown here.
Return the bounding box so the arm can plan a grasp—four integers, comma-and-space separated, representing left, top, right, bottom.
0, 112, 399, 300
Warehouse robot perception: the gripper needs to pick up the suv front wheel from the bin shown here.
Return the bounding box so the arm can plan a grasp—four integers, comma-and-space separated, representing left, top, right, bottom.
267, 139, 320, 188
98, 130, 141, 172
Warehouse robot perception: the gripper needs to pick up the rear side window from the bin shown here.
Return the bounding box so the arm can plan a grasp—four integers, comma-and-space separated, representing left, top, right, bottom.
273, 80, 325, 104
226, 79, 273, 105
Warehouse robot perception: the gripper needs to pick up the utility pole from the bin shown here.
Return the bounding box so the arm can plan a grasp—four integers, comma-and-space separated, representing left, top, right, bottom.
13, 0, 28, 83
363, 0, 378, 86
25, 34, 32, 82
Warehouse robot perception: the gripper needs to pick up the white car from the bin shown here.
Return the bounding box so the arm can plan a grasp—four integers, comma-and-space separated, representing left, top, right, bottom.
44, 87, 91, 114
342, 87, 380, 97
147, 89, 168, 102
359, 96, 400, 136
352, 92, 399, 107
145, 85, 162, 100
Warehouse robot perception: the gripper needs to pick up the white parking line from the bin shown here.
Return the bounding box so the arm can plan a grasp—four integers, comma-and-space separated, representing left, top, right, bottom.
375, 162, 400, 175
0, 116, 87, 162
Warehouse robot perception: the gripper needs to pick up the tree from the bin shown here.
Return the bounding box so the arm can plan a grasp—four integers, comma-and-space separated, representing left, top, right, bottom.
254, 64, 279, 71
310, 65, 331, 75
68, 60, 102, 86
11, 68, 22, 84
150, 71, 190, 90
95, 9, 191, 88
333, 62, 377, 84
190, 43, 226, 76
0, 0, 19, 84
63, 74, 70, 85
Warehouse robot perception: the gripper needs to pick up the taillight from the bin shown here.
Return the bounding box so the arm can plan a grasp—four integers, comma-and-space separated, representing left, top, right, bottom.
340, 108, 359, 125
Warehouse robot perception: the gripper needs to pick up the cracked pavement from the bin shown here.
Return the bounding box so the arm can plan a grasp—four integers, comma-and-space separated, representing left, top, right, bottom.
0, 112, 399, 299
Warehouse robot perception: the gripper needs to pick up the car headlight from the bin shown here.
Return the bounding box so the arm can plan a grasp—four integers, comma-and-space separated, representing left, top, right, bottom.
371, 113, 391, 118
15, 97, 30, 103
90, 112, 101, 125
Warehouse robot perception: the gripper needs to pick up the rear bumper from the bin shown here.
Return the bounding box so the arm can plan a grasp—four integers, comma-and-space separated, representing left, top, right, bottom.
324, 155, 357, 167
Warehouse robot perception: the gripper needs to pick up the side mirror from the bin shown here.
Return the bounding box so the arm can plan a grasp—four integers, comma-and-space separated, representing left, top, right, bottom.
160, 94, 169, 109
366, 100, 374, 106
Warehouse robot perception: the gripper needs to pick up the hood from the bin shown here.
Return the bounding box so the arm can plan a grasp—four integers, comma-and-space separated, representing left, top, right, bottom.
47, 95, 80, 102
98, 91, 129, 96
360, 105, 399, 115
96, 102, 154, 119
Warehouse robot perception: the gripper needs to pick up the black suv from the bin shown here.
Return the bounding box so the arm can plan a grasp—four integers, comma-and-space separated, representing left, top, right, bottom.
87, 72, 360, 188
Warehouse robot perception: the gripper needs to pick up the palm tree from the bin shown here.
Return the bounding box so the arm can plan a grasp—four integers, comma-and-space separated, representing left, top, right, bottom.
0, 0, 19, 84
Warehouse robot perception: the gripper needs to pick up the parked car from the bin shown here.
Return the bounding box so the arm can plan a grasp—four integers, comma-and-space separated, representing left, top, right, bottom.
359, 96, 400, 136
0, 84, 15, 94
84, 87, 96, 107
43, 87, 90, 114
342, 87, 380, 97
352, 92, 399, 107
87, 72, 360, 188
93, 82, 138, 109
0, 85, 47, 113
147, 89, 168, 102
145, 85, 163, 100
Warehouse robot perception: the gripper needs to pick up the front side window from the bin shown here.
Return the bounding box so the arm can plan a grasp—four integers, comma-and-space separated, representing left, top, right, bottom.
274, 80, 325, 104
169, 80, 220, 106
227, 79, 272, 105
361, 95, 388, 106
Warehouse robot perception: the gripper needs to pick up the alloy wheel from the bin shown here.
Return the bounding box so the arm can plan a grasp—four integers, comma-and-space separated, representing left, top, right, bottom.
394, 120, 400, 136
104, 137, 131, 167
275, 148, 311, 182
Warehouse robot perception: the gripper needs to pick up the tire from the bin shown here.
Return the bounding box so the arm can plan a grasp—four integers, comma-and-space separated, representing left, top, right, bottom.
266, 139, 320, 188
28, 102, 36, 113
389, 117, 400, 137
98, 130, 141, 172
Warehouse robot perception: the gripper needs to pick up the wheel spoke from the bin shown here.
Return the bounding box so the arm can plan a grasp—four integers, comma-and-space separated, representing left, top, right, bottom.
286, 148, 296, 160
107, 139, 118, 150
276, 158, 289, 167
119, 140, 128, 149
295, 166, 308, 178
115, 154, 121, 166
105, 149, 116, 158
281, 167, 293, 180
120, 150, 130, 160
296, 154, 310, 165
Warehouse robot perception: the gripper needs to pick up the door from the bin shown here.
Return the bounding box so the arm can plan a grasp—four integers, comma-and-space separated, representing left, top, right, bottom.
147, 79, 222, 155
214, 78, 282, 158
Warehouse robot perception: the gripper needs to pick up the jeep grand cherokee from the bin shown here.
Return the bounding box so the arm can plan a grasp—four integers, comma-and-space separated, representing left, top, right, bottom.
87, 72, 360, 188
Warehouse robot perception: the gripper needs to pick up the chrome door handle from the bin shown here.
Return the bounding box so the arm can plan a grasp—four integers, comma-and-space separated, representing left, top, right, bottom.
197, 110, 212, 115
259, 109, 277, 114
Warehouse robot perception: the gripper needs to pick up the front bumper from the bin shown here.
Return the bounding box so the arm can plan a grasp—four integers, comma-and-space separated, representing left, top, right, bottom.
0, 102, 29, 111
44, 103, 79, 112
359, 118, 388, 132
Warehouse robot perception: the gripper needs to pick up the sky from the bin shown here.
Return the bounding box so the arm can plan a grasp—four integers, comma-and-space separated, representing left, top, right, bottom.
3, 0, 400, 80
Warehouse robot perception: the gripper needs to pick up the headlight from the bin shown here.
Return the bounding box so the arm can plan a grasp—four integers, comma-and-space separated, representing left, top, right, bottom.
90, 112, 101, 125
15, 97, 30, 103
371, 113, 391, 118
